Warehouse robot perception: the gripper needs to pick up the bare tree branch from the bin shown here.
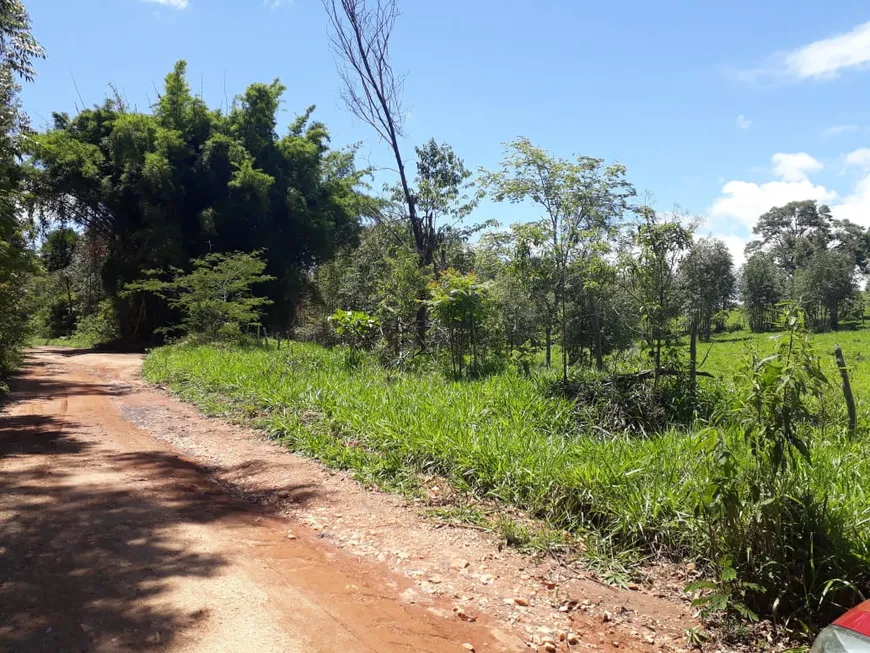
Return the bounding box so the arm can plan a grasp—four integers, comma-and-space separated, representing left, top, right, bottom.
322, 0, 418, 243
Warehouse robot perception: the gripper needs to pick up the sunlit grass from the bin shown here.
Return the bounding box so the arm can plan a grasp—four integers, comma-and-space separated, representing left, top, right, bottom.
143, 333, 870, 626
30, 334, 95, 349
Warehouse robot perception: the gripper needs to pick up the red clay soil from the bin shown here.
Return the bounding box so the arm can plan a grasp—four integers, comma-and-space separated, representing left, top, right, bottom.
0, 348, 701, 652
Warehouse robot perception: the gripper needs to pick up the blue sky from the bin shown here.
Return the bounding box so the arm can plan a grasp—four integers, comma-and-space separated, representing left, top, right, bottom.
21, 0, 870, 264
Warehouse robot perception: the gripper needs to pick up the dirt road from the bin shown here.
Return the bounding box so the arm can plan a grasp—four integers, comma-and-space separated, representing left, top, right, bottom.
0, 349, 523, 652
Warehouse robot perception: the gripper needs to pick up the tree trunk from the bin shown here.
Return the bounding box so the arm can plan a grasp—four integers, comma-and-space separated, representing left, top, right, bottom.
545, 325, 552, 369
415, 302, 428, 350
689, 314, 698, 398
560, 287, 568, 382
835, 345, 857, 438
591, 303, 603, 372
470, 313, 478, 373
561, 313, 568, 381
65, 276, 74, 337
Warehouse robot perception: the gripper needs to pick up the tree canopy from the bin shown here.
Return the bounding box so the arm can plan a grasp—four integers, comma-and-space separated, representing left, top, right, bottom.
25, 60, 370, 342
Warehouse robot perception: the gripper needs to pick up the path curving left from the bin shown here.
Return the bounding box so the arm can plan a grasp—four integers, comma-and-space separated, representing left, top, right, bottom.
0, 348, 515, 652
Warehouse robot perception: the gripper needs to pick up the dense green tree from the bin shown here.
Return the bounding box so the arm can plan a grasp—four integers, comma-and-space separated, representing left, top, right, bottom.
26, 61, 367, 343
624, 209, 693, 385
740, 253, 786, 333
746, 200, 832, 293
485, 138, 634, 380
680, 238, 736, 340
0, 0, 43, 378
795, 249, 858, 331
744, 200, 868, 331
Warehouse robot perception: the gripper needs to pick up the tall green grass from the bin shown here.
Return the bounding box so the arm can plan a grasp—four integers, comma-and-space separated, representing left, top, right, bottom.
30, 335, 95, 349
143, 337, 870, 628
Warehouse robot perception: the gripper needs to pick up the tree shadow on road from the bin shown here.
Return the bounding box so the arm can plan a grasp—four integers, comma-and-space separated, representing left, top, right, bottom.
0, 374, 318, 651
0, 414, 86, 457
5, 373, 134, 400
30, 346, 146, 357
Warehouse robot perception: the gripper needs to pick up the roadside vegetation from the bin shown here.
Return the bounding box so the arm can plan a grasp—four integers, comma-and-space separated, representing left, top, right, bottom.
144, 313, 870, 637
0, 1, 43, 390
6, 0, 870, 644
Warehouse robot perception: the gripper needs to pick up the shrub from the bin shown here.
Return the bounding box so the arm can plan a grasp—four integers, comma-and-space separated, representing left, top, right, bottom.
692, 307, 857, 625
74, 299, 119, 346
546, 371, 718, 435
328, 309, 381, 367
124, 251, 274, 342
427, 269, 493, 378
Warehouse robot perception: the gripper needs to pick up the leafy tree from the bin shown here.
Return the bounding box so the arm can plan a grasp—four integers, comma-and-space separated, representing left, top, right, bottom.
830, 218, 870, 273
0, 0, 44, 83
680, 238, 736, 340
410, 139, 480, 268
507, 222, 559, 367
795, 249, 858, 331
746, 200, 832, 293
26, 61, 366, 342
0, 0, 43, 379
740, 253, 785, 333
401, 139, 480, 345
124, 251, 274, 341
624, 209, 693, 385
427, 269, 491, 378
485, 137, 634, 380
744, 200, 866, 331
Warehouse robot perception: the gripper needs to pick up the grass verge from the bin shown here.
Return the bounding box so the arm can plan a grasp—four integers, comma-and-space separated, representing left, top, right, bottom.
142, 338, 870, 632
31, 335, 97, 349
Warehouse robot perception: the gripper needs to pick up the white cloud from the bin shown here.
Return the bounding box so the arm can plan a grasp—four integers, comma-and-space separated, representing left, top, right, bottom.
770, 152, 823, 181
710, 178, 836, 229
709, 152, 836, 233
845, 148, 870, 167
143, 0, 189, 8
735, 115, 752, 130
832, 173, 870, 227
720, 234, 750, 268
785, 21, 870, 79
707, 148, 870, 262
737, 21, 870, 82
823, 124, 859, 137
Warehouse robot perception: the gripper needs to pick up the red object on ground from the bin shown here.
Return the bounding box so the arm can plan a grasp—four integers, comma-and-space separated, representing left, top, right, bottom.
835, 601, 870, 638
